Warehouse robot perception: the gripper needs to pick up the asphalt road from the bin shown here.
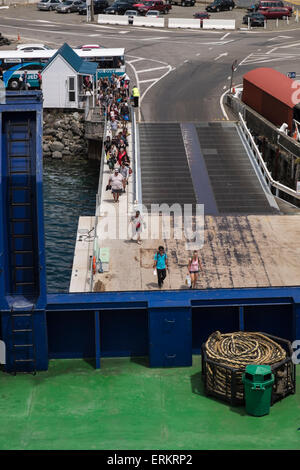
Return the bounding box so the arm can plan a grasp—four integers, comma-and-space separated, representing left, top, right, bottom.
1, 5, 300, 122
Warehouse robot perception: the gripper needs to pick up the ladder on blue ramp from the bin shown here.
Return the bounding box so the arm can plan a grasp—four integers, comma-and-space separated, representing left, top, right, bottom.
6, 120, 38, 296
10, 308, 36, 374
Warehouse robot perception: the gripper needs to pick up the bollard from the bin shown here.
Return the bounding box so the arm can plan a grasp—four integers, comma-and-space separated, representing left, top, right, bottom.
296, 10, 299, 23
264, 19, 266, 29
248, 16, 250, 30
276, 18, 278, 28
287, 16, 289, 25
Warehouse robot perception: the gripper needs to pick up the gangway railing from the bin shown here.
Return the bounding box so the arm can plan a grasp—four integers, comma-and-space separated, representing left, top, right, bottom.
132, 107, 142, 211
238, 112, 300, 201
89, 106, 107, 292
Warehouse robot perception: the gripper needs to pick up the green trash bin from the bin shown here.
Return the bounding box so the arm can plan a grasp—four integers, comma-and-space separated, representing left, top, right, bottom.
242, 365, 274, 417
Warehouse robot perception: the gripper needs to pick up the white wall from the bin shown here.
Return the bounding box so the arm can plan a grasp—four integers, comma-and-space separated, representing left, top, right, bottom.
42, 55, 77, 108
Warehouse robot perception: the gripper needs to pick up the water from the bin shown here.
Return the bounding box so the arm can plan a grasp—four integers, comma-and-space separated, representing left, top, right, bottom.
43, 158, 99, 293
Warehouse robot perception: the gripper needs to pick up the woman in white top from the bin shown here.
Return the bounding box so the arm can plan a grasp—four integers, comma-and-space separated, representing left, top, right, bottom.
188, 251, 203, 289
131, 210, 144, 245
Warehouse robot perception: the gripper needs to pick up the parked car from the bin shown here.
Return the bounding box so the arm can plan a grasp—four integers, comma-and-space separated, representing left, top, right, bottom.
77, 44, 102, 49
169, 0, 195, 6
206, 0, 235, 12
124, 9, 139, 15
16, 43, 52, 51
242, 12, 265, 25
258, 6, 292, 18
78, 0, 108, 14
258, 0, 292, 12
248, 1, 293, 13
133, 0, 171, 15
105, 0, 138, 14
37, 0, 61, 11
193, 11, 210, 19
145, 9, 161, 15
56, 0, 84, 13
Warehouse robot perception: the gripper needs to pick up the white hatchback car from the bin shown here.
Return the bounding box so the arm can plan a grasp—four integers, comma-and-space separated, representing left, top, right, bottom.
16, 44, 52, 51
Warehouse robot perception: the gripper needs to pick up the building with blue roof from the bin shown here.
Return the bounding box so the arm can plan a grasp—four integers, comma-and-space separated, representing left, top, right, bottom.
41, 42, 98, 109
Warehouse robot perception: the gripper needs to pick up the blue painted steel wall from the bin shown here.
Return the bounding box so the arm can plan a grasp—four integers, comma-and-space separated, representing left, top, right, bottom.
0, 91, 46, 310
42, 287, 300, 368
0, 91, 48, 372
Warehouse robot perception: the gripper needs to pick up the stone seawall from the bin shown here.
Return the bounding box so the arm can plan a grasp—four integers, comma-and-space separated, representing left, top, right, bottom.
43, 110, 88, 160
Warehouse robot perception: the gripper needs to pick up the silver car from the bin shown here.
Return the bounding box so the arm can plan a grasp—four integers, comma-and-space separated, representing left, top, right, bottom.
56, 0, 84, 12
37, 0, 61, 11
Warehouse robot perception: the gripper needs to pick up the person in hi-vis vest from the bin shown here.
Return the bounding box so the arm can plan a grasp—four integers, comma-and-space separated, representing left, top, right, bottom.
131, 86, 140, 108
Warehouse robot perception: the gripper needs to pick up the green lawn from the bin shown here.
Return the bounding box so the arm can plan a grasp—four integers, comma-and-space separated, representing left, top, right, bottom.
0, 357, 299, 450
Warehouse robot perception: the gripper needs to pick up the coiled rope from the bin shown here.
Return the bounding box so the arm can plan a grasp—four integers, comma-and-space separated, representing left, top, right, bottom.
204, 331, 287, 401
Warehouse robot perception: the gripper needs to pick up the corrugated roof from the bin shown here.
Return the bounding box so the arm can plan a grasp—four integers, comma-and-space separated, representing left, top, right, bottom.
43, 42, 97, 75
243, 67, 300, 108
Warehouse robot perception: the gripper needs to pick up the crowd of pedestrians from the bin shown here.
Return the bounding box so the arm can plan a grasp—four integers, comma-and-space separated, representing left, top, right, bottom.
98, 73, 133, 203
98, 75, 204, 290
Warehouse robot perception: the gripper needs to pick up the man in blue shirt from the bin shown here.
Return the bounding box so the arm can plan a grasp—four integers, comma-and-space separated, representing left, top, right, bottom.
153, 246, 168, 288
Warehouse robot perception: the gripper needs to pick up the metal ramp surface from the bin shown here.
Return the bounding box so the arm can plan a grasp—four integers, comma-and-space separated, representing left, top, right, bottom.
138, 121, 278, 215
138, 123, 197, 209
195, 122, 277, 214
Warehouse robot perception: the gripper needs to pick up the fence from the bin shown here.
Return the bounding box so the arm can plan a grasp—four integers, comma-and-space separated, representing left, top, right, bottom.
238, 112, 300, 201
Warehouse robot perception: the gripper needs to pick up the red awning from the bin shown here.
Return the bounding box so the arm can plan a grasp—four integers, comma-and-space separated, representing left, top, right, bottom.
243, 67, 300, 108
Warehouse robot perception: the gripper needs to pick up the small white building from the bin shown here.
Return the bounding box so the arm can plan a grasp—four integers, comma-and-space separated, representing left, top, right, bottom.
42, 43, 97, 109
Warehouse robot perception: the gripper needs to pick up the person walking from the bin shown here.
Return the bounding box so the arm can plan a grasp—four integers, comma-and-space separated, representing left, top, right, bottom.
120, 161, 129, 192
131, 85, 140, 108
153, 246, 168, 289
21, 71, 28, 90
110, 117, 118, 138
108, 168, 124, 203
187, 250, 203, 289
131, 210, 144, 245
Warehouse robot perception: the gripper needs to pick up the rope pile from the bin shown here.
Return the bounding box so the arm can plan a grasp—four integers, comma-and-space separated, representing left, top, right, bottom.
204, 331, 287, 401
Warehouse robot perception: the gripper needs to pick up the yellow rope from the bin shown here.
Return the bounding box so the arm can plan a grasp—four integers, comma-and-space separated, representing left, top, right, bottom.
204, 331, 287, 401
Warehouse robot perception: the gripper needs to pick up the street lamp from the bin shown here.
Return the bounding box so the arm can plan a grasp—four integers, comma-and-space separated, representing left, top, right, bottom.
230, 59, 238, 94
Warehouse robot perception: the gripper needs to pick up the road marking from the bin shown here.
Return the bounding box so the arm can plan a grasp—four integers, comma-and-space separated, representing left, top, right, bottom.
223, 85, 227, 89
214, 52, 228, 61
88, 34, 101, 37
184, 60, 189, 63
267, 41, 300, 54
139, 78, 159, 84
220, 89, 229, 120
196, 53, 200, 56
227, 76, 231, 80
127, 58, 144, 64
267, 35, 293, 41
119, 31, 130, 34
137, 66, 169, 73
140, 37, 167, 41
220, 32, 230, 41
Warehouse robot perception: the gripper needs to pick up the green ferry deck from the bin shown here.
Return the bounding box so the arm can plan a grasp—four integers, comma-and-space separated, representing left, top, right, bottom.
0, 357, 299, 450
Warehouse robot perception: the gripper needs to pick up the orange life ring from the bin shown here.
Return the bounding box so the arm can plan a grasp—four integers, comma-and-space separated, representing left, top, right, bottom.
92, 256, 96, 275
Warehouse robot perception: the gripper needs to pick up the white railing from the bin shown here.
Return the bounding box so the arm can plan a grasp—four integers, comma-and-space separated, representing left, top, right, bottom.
90, 109, 108, 292
132, 108, 142, 211
238, 112, 300, 201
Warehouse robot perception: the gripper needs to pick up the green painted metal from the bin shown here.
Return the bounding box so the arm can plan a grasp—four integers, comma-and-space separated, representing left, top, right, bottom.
0, 358, 299, 450
99, 247, 110, 263
243, 365, 274, 417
